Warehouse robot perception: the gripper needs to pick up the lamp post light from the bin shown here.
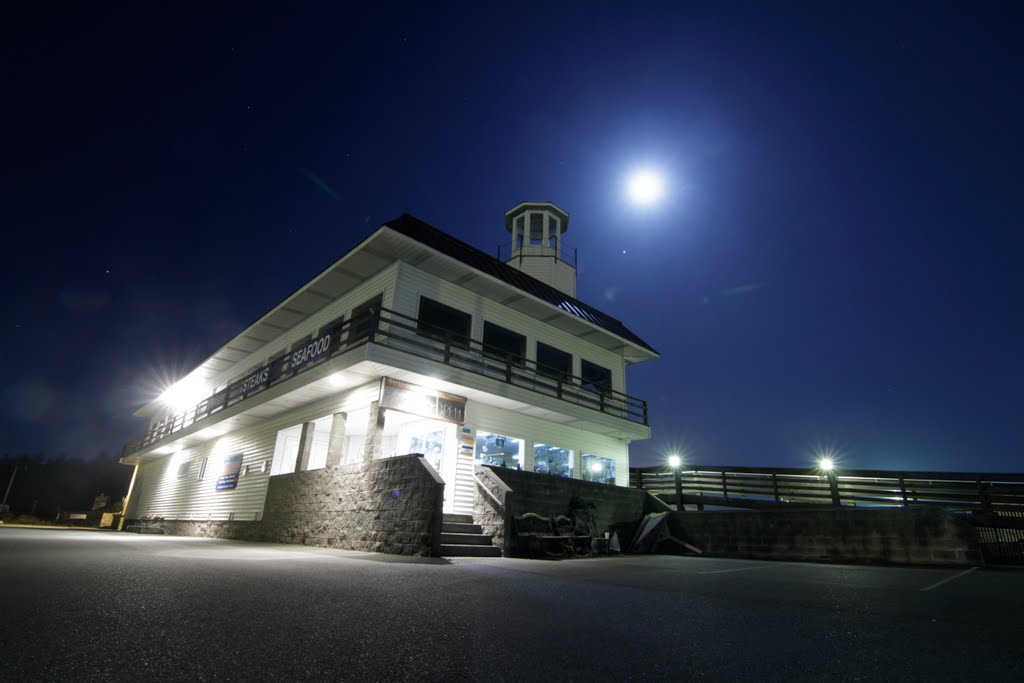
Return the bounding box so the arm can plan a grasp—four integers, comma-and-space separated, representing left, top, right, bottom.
668, 453, 684, 512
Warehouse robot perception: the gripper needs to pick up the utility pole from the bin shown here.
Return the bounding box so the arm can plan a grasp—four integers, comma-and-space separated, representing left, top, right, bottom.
3, 464, 19, 510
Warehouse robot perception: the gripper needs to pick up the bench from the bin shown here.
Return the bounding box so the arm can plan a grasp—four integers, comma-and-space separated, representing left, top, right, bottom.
513, 513, 593, 559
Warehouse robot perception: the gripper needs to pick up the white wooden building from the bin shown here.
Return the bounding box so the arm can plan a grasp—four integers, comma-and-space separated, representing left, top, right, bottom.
121, 202, 658, 522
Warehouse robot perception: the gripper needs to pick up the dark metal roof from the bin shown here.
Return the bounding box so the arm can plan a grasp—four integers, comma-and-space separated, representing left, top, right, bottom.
382, 213, 658, 355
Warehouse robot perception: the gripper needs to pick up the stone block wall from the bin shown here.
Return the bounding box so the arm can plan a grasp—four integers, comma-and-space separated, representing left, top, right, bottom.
126, 519, 263, 541
666, 507, 984, 566
261, 455, 443, 556
125, 455, 444, 557
473, 467, 512, 554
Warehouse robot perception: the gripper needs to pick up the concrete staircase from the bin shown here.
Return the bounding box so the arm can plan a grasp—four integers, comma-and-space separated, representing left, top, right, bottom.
440, 513, 501, 557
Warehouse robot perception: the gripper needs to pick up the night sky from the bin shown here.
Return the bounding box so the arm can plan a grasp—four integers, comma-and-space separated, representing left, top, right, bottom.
4, 3, 1022, 472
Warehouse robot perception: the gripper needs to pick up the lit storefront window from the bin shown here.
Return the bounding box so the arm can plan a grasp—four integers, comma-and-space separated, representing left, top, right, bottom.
533, 443, 573, 478
582, 453, 615, 485
475, 431, 523, 469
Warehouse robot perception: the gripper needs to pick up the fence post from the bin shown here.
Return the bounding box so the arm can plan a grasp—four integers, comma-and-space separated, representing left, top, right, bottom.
772, 473, 781, 506
899, 474, 909, 507
721, 471, 729, 501
674, 467, 684, 512
978, 480, 992, 513
635, 470, 644, 490
828, 471, 841, 507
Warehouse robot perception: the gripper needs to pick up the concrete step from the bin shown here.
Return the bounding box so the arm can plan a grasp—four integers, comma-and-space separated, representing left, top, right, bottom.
441, 532, 493, 546
443, 513, 474, 525
442, 522, 483, 534
441, 543, 502, 558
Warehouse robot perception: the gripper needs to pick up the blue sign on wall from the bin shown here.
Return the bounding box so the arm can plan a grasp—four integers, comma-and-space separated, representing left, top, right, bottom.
215, 453, 244, 491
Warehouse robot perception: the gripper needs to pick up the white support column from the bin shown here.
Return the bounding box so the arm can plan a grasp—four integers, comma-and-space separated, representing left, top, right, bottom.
325, 411, 347, 468
524, 440, 535, 473
294, 421, 315, 472
363, 401, 386, 463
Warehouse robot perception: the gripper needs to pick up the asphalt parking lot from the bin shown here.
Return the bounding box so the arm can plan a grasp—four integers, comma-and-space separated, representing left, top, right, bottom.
2, 527, 1022, 681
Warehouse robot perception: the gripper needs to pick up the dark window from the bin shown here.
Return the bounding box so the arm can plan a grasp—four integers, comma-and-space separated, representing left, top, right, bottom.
349, 294, 383, 344
537, 342, 572, 381
581, 360, 612, 394
529, 213, 544, 244
320, 313, 345, 337
417, 297, 471, 348
483, 322, 526, 365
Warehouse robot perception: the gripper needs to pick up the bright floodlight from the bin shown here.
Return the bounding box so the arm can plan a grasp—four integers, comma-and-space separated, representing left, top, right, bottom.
668, 454, 682, 469
590, 462, 604, 473
626, 168, 666, 206
818, 457, 834, 472
159, 377, 205, 414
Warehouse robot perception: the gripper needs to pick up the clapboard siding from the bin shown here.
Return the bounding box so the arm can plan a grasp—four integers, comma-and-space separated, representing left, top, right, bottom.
392, 262, 628, 394
128, 382, 381, 520
466, 402, 629, 487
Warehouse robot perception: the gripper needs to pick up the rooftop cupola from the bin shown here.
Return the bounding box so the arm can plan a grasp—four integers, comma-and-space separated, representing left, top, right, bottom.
503, 201, 576, 297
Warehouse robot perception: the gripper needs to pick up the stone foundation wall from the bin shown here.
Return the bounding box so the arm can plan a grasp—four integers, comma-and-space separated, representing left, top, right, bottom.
125, 519, 263, 541
261, 455, 443, 556
666, 507, 984, 566
125, 455, 444, 557
473, 468, 511, 555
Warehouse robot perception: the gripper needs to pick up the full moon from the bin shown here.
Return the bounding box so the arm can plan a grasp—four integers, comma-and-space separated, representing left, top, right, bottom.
626, 168, 666, 206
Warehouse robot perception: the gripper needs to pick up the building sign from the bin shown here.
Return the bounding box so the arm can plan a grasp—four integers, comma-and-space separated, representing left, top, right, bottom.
224, 359, 282, 406
379, 377, 466, 424
288, 330, 336, 373
459, 427, 475, 459
215, 453, 244, 491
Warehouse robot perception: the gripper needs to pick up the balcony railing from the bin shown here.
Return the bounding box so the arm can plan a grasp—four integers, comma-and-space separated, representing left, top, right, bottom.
123, 307, 648, 458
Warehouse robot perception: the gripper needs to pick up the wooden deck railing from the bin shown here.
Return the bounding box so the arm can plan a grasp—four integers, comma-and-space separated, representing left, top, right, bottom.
629, 464, 1024, 513
123, 307, 648, 457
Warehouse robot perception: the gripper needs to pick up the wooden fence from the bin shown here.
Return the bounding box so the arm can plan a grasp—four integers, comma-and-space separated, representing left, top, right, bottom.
629, 464, 1024, 513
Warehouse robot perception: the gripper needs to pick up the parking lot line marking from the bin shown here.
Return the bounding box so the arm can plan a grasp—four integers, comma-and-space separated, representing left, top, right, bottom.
919, 566, 978, 592
698, 565, 774, 575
